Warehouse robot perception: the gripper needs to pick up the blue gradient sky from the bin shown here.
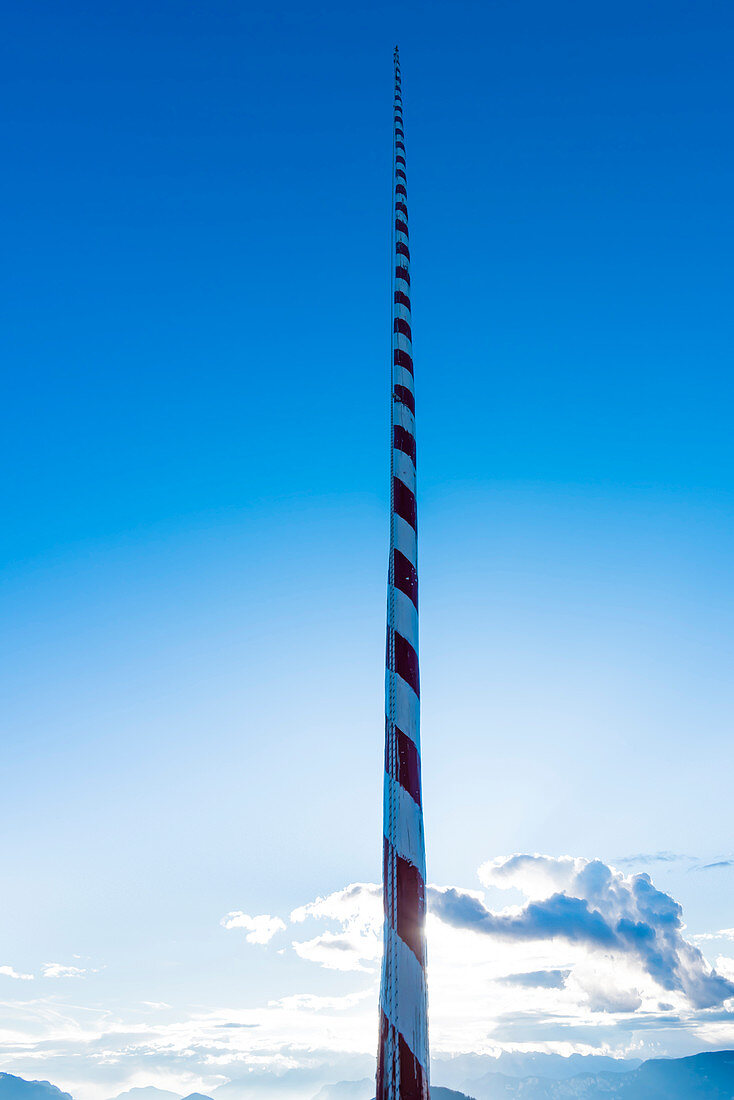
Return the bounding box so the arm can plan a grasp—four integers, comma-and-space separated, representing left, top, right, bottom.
3, 1, 734, 1094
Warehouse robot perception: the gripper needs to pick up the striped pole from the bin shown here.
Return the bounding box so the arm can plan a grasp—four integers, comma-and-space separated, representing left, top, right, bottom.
376, 46, 430, 1100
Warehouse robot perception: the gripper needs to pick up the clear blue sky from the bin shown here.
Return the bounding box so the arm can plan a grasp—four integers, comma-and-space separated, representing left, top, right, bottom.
3, 2, 734, 1096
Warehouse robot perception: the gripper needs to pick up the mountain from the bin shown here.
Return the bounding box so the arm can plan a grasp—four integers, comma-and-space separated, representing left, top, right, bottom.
0, 1075, 73, 1100
432, 1090, 476, 1100
433, 1053, 639, 1092
478, 1053, 639, 1080
311, 1083, 374, 1100
109, 1090, 179, 1100
462, 1050, 734, 1099
621, 1052, 734, 1098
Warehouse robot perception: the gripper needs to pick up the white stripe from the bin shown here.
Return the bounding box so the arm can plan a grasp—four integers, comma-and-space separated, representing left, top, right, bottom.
383, 774, 425, 871
392, 514, 416, 567
393, 365, 414, 391
393, 402, 415, 437
394, 332, 412, 352
386, 670, 420, 748
381, 926, 429, 1068
394, 302, 411, 321
389, 586, 418, 646
393, 451, 415, 493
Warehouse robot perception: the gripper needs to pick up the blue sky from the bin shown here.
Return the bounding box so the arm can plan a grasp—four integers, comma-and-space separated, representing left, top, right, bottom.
3, 1, 734, 1096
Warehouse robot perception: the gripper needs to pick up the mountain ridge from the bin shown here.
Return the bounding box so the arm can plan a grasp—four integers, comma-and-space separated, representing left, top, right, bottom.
3, 1051, 734, 1100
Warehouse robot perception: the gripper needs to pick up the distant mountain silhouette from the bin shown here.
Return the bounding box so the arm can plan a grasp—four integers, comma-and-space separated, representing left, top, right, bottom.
463, 1050, 734, 1098
366, 1089, 475, 1100
431, 1090, 476, 1100
7, 1051, 734, 1100
109, 1089, 179, 1100
473, 1052, 639, 1080
312, 1083, 373, 1100
0, 1075, 73, 1100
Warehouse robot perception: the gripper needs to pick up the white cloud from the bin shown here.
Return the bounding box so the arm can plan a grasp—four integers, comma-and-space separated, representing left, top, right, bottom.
268, 990, 372, 1011
714, 956, 734, 982
0, 965, 33, 981
290, 882, 381, 926
290, 883, 382, 972
479, 853, 586, 899
220, 912, 286, 945
693, 928, 734, 942
42, 963, 87, 978
3, 856, 732, 1100
435, 855, 734, 1010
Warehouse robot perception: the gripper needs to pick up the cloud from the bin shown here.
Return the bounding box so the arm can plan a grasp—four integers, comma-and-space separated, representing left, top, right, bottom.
42, 962, 87, 978
615, 852, 689, 866
4, 855, 734, 1100
0, 965, 33, 980
693, 929, 734, 942
220, 912, 286, 945
290, 883, 381, 925
698, 861, 734, 871
290, 884, 382, 973
430, 855, 734, 1010
714, 957, 734, 982
268, 991, 371, 1012
292, 932, 377, 973
498, 969, 569, 989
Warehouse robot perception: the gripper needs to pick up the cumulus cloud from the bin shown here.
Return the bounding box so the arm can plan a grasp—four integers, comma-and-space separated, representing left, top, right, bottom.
498, 969, 569, 989
42, 963, 87, 978
290, 883, 381, 925
220, 912, 286, 945
429, 855, 734, 1010
290, 884, 382, 973
694, 928, 734, 942
0, 965, 33, 980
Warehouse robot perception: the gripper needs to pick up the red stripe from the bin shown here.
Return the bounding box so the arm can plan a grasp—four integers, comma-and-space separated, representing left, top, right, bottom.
376, 1011, 392, 1100
395, 264, 410, 283
394, 289, 411, 309
396, 155, 406, 167
378, 981, 428, 1100
395, 183, 407, 196
396, 140, 405, 151
396, 726, 422, 806
394, 348, 413, 373
394, 384, 414, 413
395, 201, 408, 216
385, 720, 421, 806
396, 851, 425, 960
394, 630, 419, 696
394, 424, 416, 465
394, 317, 412, 340
396, 168, 406, 180
393, 477, 416, 530
393, 548, 418, 608
399, 1029, 429, 1100
395, 218, 409, 235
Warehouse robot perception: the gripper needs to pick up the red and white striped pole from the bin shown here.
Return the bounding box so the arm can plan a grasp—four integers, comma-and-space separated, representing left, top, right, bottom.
376, 46, 430, 1100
